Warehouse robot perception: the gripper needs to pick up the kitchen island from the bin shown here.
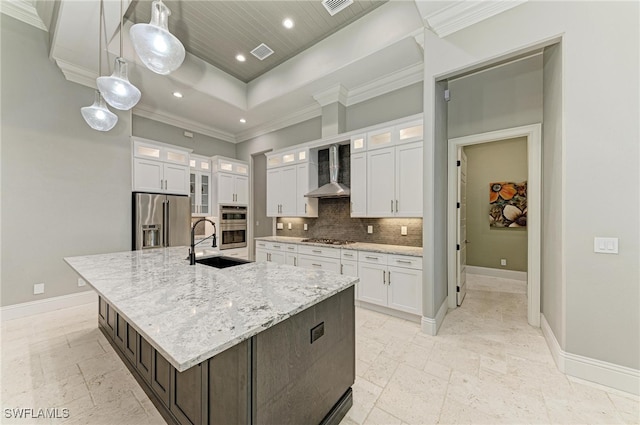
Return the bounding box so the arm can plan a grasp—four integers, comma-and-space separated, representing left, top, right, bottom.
65, 247, 357, 425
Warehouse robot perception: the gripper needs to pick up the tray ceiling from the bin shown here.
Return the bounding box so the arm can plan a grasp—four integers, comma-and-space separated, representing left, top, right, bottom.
126, 0, 387, 83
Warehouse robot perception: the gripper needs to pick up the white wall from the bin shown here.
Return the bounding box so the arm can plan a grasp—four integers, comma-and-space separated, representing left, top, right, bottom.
423, 1, 639, 370
1, 15, 132, 306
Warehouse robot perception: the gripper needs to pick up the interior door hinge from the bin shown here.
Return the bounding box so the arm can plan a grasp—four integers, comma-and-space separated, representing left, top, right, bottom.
444, 89, 451, 102
456, 244, 460, 251
456, 202, 460, 209
456, 286, 460, 292
456, 160, 461, 166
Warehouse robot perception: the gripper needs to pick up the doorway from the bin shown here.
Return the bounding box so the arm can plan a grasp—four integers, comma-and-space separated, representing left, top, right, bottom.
447, 124, 541, 327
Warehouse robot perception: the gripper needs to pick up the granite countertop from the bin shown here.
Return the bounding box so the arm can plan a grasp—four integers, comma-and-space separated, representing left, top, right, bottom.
254, 236, 423, 257
64, 247, 357, 372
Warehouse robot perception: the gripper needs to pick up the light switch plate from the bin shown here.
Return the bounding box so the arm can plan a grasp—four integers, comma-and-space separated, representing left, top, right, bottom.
594, 237, 619, 254
276, 222, 284, 230
34, 283, 44, 295
304, 223, 308, 231
78, 278, 86, 287
367, 225, 373, 234
401, 226, 407, 236
287, 223, 292, 230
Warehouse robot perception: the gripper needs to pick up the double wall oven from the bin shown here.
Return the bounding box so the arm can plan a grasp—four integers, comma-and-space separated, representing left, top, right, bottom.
219, 205, 247, 250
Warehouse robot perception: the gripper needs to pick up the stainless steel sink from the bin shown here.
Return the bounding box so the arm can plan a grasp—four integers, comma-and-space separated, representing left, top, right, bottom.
195, 256, 252, 269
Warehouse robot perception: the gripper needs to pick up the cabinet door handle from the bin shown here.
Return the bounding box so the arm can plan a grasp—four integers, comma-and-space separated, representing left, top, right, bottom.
305, 203, 307, 214
391, 200, 393, 213
388, 270, 391, 285
341, 264, 344, 274
383, 269, 386, 284
395, 200, 398, 212
267, 253, 271, 261
294, 257, 297, 267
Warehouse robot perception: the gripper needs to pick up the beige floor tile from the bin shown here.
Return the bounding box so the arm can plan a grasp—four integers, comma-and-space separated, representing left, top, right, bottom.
362, 354, 399, 388
346, 377, 384, 424
364, 407, 403, 425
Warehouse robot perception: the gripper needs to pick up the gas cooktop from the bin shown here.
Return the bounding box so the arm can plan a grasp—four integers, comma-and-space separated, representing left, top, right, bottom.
300, 238, 356, 246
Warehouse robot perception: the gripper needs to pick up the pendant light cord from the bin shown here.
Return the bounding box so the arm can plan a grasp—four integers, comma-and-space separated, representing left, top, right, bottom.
98, 0, 103, 77
119, 0, 123, 57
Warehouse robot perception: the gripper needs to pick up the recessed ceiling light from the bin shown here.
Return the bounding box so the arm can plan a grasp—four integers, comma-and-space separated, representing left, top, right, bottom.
172, 91, 183, 98
239, 118, 246, 124
283, 18, 294, 29
236, 54, 246, 62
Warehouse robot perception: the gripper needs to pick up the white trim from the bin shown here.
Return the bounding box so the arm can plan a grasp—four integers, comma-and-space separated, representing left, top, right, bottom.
447, 124, 542, 327
424, 0, 527, 38
466, 265, 527, 282
235, 104, 322, 143
355, 301, 421, 323
420, 298, 448, 336
541, 315, 639, 396
0, 0, 47, 31
541, 314, 566, 372
0, 291, 97, 321
55, 59, 97, 89
313, 84, 349, 107
346, 63, 424, 107
132, 105, 236, 144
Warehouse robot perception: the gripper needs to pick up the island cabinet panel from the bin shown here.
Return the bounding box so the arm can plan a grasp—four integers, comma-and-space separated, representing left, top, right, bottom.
208, 340, 249, 425
136, 335, 153, 383
105, 303, 116, 339
152, 351, 172, 408
170, 363, 205, 425
98, 296, 107, 328
124, 322, 137, 364
254, 287, 355, 425
115, 314, 126, 349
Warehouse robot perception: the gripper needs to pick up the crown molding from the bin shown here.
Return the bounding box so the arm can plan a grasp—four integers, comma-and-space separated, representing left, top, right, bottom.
346, 62, 424, 106
425, 0, 527, 38
55, 59, 97, 89
313, 84, 349, 107
133, 105, 237, 144
235, 103, 322, 143
0, 0, 47, 31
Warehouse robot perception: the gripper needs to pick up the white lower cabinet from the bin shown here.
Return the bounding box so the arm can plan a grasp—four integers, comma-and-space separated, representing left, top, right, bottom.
220, 247, 249, 260
340, 259, 358, 277
255, 241, 288, 264
284, 244, 298, 267
298, 255, 340, 273
358, 252, 422, 315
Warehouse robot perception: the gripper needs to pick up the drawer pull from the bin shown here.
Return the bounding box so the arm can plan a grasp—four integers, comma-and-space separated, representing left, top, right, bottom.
288, 247, 295, 250
273, 245, 280, 248
396, 259, 412, 264
312, 250, 322, 253
365, 256, 380, 260
343, 253, 353, 257
312, 263, 322, 267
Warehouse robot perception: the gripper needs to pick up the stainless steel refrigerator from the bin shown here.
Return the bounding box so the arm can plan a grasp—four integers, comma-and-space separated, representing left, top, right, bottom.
133, 193, 191, 250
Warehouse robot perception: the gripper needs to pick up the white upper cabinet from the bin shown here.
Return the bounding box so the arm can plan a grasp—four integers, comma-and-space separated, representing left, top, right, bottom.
266, 148, 318, 218
211, 156, 249, 207
190, 155, 211, 216
349, 118, 423, 218
132, 138, 191, 195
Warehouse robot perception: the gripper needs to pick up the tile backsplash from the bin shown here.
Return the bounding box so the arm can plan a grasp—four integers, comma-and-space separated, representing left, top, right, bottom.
276, 198, 422, 247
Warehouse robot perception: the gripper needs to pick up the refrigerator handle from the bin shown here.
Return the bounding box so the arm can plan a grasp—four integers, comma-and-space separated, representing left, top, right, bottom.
164, 200, 169, 247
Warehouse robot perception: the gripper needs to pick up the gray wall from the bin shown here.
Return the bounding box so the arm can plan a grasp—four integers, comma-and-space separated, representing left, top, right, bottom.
132, 115, 237, 158
1, 15, 131, 306
447, 55, 543, 138
541, 43, 565, 347
252, 153, 271, 239
464, 138, 528, 271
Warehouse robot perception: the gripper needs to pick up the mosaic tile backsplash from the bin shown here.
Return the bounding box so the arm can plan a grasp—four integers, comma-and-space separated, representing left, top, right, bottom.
276, 198, 423, 247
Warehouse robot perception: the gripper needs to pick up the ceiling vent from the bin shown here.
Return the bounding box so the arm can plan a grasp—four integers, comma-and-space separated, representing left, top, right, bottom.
321, 0, 354, 16
250, 43, 274, 61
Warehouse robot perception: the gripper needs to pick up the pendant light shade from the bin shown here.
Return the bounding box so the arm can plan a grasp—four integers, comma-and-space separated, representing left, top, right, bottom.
81, 90, 118, 132
130, 0, 185, 75
97, 58, 141, 110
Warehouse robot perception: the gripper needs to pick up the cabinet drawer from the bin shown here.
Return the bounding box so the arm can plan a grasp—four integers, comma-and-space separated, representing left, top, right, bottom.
358, 251, 388, 264
268, 242, 286, 251
341, 249, 358, 261
388, 255, 422, 270
297, 255, 341, 273
297, 245, 341, 259
283, 244, 298, 253
256, 241, 268, 249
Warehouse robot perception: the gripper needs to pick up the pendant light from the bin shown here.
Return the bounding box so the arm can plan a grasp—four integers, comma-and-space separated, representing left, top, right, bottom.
81, 0, 117, 132
129, 0, 185, 75
97, 0, 141, 110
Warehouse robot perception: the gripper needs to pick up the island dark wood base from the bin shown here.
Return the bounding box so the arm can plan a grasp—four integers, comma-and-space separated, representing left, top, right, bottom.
97, 286, 355, 425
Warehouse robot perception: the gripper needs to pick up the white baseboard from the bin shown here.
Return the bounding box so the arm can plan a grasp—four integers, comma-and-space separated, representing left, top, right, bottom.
421, 298, 449, 336
0, 290, 97, 321
541, 314, 639, 396
355, 300, 421, 323
466, 265, 527, 281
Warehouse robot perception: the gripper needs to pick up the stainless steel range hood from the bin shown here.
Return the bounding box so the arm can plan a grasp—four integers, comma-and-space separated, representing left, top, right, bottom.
305, 144, 350, 198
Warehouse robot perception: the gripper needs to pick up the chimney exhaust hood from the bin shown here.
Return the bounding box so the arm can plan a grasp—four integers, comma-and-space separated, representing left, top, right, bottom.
305, 144, 350, 198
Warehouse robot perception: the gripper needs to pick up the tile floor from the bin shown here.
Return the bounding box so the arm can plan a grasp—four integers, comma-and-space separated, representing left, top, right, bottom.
1, 274, 638, 424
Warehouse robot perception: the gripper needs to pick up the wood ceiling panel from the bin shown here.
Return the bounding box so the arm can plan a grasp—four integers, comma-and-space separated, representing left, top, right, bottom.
126, 0, 386, 82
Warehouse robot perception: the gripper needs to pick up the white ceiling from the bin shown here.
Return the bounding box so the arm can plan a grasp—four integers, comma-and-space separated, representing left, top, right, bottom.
2, 0, 527, 143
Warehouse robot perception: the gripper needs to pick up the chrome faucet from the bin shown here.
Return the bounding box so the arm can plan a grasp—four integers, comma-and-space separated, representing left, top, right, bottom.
189, 218, 216, 265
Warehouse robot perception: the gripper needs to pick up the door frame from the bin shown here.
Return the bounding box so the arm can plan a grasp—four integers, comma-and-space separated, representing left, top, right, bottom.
446, 124, 542, 327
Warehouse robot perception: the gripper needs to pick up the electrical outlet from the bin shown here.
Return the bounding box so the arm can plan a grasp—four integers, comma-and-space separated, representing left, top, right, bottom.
367, 225, 373, 234
304, 223, 308, 231
276, 222, 283, 230
288, 223, 292, 230
500, 259, 507, 266
401, 226, 408, 236
34, 283, 45, 295
78, 278, 86, 287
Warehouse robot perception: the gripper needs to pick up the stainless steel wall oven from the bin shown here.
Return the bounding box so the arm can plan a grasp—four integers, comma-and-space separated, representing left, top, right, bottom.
219, 205, 247, 249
